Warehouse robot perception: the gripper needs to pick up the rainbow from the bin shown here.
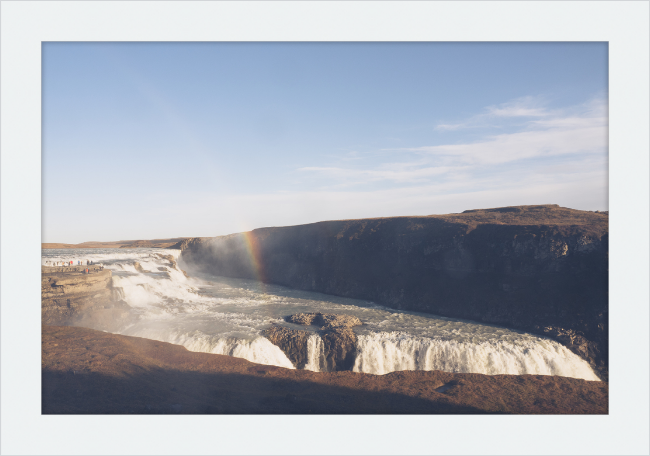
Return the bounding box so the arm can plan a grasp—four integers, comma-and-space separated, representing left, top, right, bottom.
240, 231, 267, 290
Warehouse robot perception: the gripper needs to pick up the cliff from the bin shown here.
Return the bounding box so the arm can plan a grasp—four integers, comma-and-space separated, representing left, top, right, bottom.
179, 205, 609, 378
41, 265, 131, 331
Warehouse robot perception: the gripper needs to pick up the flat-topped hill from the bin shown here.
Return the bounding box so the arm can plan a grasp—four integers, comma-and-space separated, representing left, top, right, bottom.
42, 237, 188, 249
325, 204, 607, 226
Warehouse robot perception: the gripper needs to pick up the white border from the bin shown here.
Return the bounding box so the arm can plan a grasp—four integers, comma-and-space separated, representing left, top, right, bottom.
1, 1, 649, 455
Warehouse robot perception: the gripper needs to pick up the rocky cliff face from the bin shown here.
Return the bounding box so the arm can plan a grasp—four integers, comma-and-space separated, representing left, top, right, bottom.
180, 205, 609, 378
41, 266, 131, 332
263, 313, 363, 371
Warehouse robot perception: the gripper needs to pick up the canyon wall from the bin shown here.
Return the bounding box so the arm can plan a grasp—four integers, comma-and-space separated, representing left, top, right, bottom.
41, 265, 131, 331
178, 205, 608, 378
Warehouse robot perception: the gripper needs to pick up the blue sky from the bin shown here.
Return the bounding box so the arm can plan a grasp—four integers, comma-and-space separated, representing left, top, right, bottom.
42, 42, 608, 243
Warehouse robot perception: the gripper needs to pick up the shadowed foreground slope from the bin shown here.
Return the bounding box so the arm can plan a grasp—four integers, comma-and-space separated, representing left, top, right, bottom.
42, 326, 607, 414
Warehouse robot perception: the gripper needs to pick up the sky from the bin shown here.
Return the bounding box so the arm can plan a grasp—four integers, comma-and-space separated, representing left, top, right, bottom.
42, 42, 608, 243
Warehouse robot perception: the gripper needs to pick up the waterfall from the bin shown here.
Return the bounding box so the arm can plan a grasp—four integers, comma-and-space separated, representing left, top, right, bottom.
352, 332, 600, 381
304, 334, 324, 372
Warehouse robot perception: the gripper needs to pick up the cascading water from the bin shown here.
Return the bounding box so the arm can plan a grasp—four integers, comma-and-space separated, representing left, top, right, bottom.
305, 334, 324, 372
41, 248, 601, 381
352, 332, 599, 379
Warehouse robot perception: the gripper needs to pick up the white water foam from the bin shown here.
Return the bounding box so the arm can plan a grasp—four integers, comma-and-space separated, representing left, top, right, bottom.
120, 326, 295, 369
353, 332, 600, 380
304, 334, 324, 372
41, 248, 602, 381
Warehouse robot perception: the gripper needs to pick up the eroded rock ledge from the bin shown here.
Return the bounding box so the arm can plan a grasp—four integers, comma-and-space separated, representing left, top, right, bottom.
263, 313, 362, 371
262, 326, 312, 369
41, 265, 132, 332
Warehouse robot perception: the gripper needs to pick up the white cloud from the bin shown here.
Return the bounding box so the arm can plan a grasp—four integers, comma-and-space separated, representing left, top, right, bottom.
486, 96, 551, 118
47, 95, 608, 242
287, 95, 608, 217
301, 95, 607, 185
298, 164, 454, 185
414, 120, 606, 165
434, 123, 465, 131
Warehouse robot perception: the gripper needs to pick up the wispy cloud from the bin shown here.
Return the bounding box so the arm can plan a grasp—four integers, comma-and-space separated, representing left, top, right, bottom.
297, 164, 455, 185
434, 96, 555, 131
486, 96, 552, 118
414, 118, 606, 166
297, 97, 608, 209
300, 95, 607, 188
435, 123, 466, 131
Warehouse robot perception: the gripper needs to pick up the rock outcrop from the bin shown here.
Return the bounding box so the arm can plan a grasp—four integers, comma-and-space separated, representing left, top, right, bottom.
41, 265, 131, 332
133, 261, 150, 273
155, 253, 189, 278
262, 326, 312, 369
264, 313, 363, 371
179, 205, 609, 379
288, 312, 362, 371
320, 328, 358, 372
286, 312, 362, 329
